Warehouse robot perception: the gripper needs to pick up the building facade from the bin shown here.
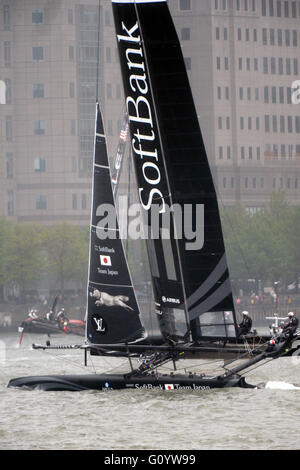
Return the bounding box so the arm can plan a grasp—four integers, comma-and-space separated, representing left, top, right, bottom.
0, 0, 300, 226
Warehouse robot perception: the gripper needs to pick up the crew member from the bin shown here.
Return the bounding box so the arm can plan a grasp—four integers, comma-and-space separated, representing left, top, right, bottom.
237, 311, 252, 337
282, 312, 298, 337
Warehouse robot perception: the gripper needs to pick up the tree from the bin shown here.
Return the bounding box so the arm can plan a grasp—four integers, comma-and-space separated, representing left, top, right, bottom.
43, 222, 89, 295
3, 223, 46, 297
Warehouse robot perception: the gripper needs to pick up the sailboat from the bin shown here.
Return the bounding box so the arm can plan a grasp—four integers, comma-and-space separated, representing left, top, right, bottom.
8, 0, 299, 391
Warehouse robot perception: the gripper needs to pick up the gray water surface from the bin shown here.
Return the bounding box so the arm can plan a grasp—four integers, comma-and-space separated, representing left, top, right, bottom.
0, 332, 299, 450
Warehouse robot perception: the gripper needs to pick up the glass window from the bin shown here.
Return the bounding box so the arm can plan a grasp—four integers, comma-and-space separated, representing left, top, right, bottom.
36, 195, 47, 210
69, 45, 74, 61
179, 0, 191, 10
32, 46, 44, 61
4, 41, 11, 67
181, 28, 190, 40
272, 86, 276, 103
7, 190, 14, 216
265, 115, 270, 132
32, 10, 43, 24
280, 115, 285, 132
184, 57, 191, 70
284, 1, 289, 17
291, 1, 297, 17
69, 82, 75, 98
5, 115, 12, 141
32, 83, 44, 98
262, 0, 267, 15
3, 5, 10, 30
271, 57, 276, 74
294, 59, 299, 75
105, 10, 110, 26
269, 0, 274, 15
262, 28, 267, 45
257, 147, 261, 160
6, 152, 13, 178
293, 30, 298, 46
216, 27, 220, 40
276, 0, 282, 16
5, 78, 11, 104
263, 57, 268, 74
278, 29, 283, 46
68, 9, 73, 24
279, 87, 284, 103
285, 30, 290, 46
34, 120, 45, 135
264, 86, 269, 103
72, 194, 77, 210
34, 157, 46, 172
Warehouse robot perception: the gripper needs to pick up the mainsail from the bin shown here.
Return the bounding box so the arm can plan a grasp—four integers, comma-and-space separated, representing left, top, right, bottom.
86, 103, 145, 344
112, 0, 237, 342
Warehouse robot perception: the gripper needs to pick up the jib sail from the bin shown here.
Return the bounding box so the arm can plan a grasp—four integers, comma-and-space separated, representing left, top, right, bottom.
112, 0, 237, 341
86, 103, 145, 344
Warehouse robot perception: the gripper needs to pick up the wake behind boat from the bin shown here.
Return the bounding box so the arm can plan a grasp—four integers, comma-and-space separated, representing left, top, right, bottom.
8, 0, 300, 392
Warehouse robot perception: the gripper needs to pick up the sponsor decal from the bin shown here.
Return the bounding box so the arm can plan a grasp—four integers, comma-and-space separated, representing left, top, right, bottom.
164, 384, 174, 390
100, 254, 112, 266
92, 314, 106, 333
162, 296, 180, 304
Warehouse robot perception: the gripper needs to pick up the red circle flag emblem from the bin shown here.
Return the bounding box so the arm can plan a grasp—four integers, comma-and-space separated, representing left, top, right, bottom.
100, 255, 112, 266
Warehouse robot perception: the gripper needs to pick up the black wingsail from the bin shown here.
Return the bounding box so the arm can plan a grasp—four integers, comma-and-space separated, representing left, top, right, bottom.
112, 0, 237, 342
86, 103, 145, 344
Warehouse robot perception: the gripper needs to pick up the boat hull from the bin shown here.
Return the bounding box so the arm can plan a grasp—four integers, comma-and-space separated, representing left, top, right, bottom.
7, 373, 254, 391
20, 318, 85, 336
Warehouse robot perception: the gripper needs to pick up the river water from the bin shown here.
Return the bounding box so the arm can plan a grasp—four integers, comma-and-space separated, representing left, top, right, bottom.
0, 331, 299, 451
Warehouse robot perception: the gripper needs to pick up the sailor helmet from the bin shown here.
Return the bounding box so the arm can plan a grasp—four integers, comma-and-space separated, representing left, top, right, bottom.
288, 311, 295, 317
242, 310, 249, 315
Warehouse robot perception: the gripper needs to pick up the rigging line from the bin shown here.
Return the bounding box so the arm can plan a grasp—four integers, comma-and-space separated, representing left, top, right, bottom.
96, 0, 101, 102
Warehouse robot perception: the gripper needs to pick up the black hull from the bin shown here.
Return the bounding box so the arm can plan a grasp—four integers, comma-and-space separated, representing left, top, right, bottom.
7, 373, 255, 392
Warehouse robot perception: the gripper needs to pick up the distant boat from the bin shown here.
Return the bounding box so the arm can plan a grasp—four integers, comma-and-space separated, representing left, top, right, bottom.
8, 0, 299, 392
18, 297, 85, 342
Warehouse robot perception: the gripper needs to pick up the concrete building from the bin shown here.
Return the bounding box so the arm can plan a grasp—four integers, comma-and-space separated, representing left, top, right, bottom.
0, 0, 300, 226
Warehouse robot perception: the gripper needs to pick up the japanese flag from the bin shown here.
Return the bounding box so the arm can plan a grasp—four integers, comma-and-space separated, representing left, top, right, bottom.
100, 255, 112, 266
164, 384, 174, 390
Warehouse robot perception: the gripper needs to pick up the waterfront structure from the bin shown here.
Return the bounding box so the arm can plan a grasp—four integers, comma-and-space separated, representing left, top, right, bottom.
0, 0, 299, 225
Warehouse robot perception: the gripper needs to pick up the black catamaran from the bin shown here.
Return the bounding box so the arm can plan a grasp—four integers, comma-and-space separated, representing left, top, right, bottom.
8, 0, 299, 392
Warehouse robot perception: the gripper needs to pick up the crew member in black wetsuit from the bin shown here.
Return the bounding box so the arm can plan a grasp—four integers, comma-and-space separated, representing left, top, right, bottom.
282, 312, 298, 338
237, 311, 252, 337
